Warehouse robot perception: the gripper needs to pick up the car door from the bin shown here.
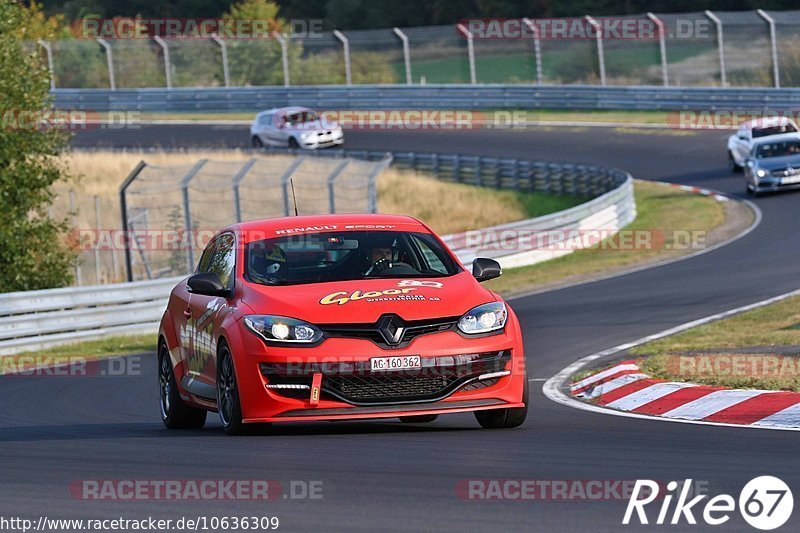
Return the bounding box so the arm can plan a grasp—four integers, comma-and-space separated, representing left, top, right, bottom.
254, 112, 270, 144
187, 232, 237, 396
736, 128, 751, 163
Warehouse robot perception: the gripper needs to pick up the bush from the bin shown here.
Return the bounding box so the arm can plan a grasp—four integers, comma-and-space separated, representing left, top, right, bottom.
0, 1, 75, 292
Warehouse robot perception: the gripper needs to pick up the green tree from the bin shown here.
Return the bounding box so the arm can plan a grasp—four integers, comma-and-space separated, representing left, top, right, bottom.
0, 1, 75, 292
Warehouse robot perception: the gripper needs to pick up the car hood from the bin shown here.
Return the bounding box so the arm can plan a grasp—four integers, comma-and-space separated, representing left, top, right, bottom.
240, 271, 497, 324
755, 155, 800, 171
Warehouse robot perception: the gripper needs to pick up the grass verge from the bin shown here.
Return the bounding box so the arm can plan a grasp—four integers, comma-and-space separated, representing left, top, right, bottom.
483, 180, 727, 295
630, 294, 800, 391
2, 333, 155, 373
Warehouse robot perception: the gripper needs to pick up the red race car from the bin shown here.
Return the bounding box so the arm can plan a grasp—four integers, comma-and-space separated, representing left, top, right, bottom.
158, 214, 528, 434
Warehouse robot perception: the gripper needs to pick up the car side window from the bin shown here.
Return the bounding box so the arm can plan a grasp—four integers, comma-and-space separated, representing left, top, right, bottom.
259, 113, 272, 127
206, 233, 236, 290
197, 238, 217, 274
409, 235, 448, 274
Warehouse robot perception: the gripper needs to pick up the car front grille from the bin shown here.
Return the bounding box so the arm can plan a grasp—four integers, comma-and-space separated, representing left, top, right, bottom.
325, 373, 458, 403
322, 316, 459, 349
260, 350, 511, 405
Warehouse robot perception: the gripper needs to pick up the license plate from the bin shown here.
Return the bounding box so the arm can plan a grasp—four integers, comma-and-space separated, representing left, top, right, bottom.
370, 355, 421, 372
782, 175, 800, 184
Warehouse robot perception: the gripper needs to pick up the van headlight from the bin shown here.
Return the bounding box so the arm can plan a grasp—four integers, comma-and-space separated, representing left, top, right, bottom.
244, 315, 322, 343
457, 302, 507, 334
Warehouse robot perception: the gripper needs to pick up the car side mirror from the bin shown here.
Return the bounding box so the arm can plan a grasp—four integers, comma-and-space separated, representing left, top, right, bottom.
472, 258, 502, 283
745, 159, 756, 168
187, 272, 229, 297
738, 134, 748, 140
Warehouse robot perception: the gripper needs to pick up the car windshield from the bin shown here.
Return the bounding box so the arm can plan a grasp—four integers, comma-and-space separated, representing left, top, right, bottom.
754, 140, 800, 159
752, 124, 798, 138
245, 231, 461, 286
284, 111, 318, 126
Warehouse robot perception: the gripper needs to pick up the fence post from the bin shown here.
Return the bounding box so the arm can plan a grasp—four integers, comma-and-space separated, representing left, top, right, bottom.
456, 24, 476, 84
280, 157, 307, 216
366, 154, 393, 213
757, 9, 780, 88
119, 161, 147, 282
392, 27, 412, 85
94, 195, 102, 284
705, 11, 726, 87
180, 160, 208, 272
37, 40, 55, 90
95, 38, 116, 90
69, 190, 81, 286
153, 36, 173, 89
326, 159, 351, 213
232, 158, 257, 222
584, 16, 606, 86
211, 34, 230, 87
522, 18, 543, 84
333, 30, 352, 85
647, 13, 668, 87
274, 33, 290, 87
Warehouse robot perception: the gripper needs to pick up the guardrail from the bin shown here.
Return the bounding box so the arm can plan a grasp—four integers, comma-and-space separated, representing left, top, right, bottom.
0, 277, 180, 355
53, 85, 800, 112
1, 150, 634, 355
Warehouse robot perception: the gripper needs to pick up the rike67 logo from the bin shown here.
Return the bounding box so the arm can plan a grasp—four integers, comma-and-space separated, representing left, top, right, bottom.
624, 477, 793, 530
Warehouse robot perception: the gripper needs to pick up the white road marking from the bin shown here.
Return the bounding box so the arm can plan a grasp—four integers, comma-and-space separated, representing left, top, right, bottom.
752, 403, 800, 429
606, 382, 696, 411
661, 390, 762, 420
570, 363, 639, 392
574, 373, 648, 400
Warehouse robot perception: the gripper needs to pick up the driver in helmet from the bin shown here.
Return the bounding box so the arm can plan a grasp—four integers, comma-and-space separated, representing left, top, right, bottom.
364, 237, 398, 276
249, 244, 288, 284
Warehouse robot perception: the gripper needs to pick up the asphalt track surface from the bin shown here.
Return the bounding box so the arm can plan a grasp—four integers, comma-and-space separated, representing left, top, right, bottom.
2, 126, 799, 531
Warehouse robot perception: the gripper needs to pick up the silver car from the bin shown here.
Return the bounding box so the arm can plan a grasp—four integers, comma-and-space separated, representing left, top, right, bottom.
250, 106, 344, 150
744, 133, 800, 196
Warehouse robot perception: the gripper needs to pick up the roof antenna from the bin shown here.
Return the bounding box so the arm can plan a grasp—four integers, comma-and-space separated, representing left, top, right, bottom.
290, 177, 299, 216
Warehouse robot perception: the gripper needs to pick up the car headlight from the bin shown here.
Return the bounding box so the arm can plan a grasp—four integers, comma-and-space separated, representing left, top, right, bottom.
457, 302, 507, 335
756, 169, 767, 178
244, 315, 322, 344
300, 131, 312, 139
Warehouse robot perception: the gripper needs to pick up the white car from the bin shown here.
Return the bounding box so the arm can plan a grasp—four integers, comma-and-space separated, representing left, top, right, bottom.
250, 106, 344, 150
727, 117, 798, 171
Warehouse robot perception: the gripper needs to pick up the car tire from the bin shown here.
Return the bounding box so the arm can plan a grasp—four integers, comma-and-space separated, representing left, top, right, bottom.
728, 151, 742, 172
158, 340, 207, 430
474, 377, 528, 429
251, 136, 264, 148
399, 415, 439, 423
217, 341, 247, 435
288, 137, 300, 149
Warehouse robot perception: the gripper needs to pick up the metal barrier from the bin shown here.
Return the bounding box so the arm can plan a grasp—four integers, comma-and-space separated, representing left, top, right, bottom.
53, 85, 800, 112
2, 151, 634, 355
0, 277, 180, 355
